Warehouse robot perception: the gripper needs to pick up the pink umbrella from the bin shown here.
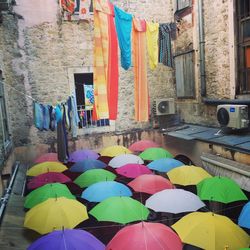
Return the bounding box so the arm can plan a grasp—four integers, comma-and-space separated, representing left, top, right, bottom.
116, 164, 153, 178
106, 222, 182, 250
68, 150, 99, 162
128, 140, 160, 152
128, 174, 174, 194
27, 172, 71, 190
34, 153, 59, 163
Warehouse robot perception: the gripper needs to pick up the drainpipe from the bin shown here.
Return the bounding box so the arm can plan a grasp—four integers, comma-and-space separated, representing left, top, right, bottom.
198, 0, 206, 97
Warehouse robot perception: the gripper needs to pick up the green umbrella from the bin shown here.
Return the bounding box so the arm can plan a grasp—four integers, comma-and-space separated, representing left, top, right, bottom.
139, 147, 173, 161
74, 169, 116, 188
197, 176, 248, 204
24, 183, 75, 209
89, 196, 149, 224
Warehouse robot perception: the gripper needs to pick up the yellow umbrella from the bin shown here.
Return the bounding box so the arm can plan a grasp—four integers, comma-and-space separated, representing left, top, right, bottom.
172, 212, 250, 250
27, 162, 67, 176
167, 165, 212, 186
24, 197, 88, 234
100, 145, 132, 157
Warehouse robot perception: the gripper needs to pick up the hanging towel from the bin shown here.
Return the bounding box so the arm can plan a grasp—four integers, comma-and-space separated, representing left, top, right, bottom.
42, 105, 50, 131
159, 23, 176, 67
114, 5, 132, 70
79, 0, 91, 19
146, 22, 159, 70
93, 0, 111, 120
49, 105, 56, 131
132, 18, 149, 122
33, 102, 43, 131
71, 93, 80, 138
61, 0, 75, 14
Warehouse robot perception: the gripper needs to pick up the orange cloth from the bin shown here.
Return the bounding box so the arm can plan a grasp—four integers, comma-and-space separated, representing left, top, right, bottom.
61, 0, 75, 14
132, 18, 149, 122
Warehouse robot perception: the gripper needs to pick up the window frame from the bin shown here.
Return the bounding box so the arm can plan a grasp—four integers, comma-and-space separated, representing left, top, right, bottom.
176, 0, 192, 12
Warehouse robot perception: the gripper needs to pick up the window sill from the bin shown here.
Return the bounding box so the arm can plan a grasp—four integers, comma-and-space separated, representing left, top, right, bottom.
77, 120, 115, 135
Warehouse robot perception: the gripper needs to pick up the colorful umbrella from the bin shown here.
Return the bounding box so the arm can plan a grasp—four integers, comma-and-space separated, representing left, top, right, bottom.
81, 181, 132, 202
172, 212, 250, 250
109, 154, 144, 168
145, 189, 206, 214
100, 145, 131, 157
74, 169, 116, 188
128, 174, 174, 194
27, 229, 105, 250
106, 222, 182, 250
139, 147, 173, 161
24, 197, 88, 234
238, 201, 250, 229
68, 149, 99, 162
24, 183, 75, 209
69, 159, 107, 172
27, 162, 67, 176
128, 140, 160, 152
115, 163, 152, 178
34, 153, 59, 163
167, 165, 212, 186
197, 176, 248, 203
27, 172, 71, 190
147, 158, 184, 173
89, 196, 149, 224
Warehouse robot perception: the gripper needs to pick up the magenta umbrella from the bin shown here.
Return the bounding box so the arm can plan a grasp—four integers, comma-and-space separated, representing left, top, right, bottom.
27, 172, 71, 190
34, 153, 59, 163
128, 140, 160, 152
116, 164, 153, 178
68, 150, 99, 162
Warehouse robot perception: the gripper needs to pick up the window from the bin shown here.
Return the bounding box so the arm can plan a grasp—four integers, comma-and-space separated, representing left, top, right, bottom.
175, 51, 195, 98
74, 73, 109, 128
176, 0, 191, 11
236, 0, 250, 94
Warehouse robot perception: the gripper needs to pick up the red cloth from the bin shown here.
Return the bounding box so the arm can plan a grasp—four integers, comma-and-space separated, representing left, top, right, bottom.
61, 0, 75, 14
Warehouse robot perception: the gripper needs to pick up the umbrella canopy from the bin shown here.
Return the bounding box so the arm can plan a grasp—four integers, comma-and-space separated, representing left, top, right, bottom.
145, 189, 206, 214
167, 165, 212, 186
69, 159, 107, 173
109, 154, 144, 168
27, 229, 105, 250
139, 147, 173, 161
24, 197, 88, 234
128, 140, 160, 152
128, 174, 174, 194
68, 149, 99, 162
147, 158, 184, 173
172, 212, 250, 250
27, 162, 67, 176
238, 201, 250, 229
27, 172, 71, 190
115, 163, 152, 178
74, 169, 116, 188
81, 181, 132, 202
89, 196, 149, 224
100, 145, 131, 157
106, 222, 182, 250
197, 176, 248, 203
24, 183, 75, 209
34, 153, 59, 163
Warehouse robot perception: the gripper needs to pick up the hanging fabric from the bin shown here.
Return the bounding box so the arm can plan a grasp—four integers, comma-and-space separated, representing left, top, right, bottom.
114, 5, 133, 70
132, 18, 149, 122
159, 23, 176, 68
79, 0, 92, 20
42, 105, 50, 131
146, 22, 159, 70
33, 102, 44, 131
61, 0, 75, 14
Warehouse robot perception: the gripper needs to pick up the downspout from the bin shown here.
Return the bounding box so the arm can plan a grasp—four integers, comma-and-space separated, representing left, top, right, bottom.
198, 0, 206, 97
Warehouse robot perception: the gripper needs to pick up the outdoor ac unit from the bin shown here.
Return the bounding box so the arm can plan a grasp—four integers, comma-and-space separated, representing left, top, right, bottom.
153, 98, 175, 116
217, 104, 249, 129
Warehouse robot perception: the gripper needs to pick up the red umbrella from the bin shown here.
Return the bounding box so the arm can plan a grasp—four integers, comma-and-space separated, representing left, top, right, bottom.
128, 174, 174, 194
27, 172, 71, 190
106, 222, 182, 250
116, 164, 153, 178
34, 153, 59, 163
128, 140, 160, 152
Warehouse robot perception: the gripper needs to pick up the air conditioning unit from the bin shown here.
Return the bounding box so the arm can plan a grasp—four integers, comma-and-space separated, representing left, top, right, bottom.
153, 98, 175, 116
217, 104, 249, 129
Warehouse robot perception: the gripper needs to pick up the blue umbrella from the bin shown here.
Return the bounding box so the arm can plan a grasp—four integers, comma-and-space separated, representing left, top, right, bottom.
147, 158, 184, 173
70, 159, 107, 173
238, 201, 250, 229
81, 181, 132, 202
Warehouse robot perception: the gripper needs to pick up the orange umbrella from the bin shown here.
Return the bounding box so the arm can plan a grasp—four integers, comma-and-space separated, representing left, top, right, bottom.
128, 140, 160, 152
35, 153, 59, 163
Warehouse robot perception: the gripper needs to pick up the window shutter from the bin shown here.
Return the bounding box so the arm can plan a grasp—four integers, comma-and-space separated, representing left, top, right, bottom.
176, 0, 191, 11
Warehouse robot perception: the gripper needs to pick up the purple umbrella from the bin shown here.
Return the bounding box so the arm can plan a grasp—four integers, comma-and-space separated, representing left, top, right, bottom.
27, 229, 105, 250
69, 150, 99, 162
